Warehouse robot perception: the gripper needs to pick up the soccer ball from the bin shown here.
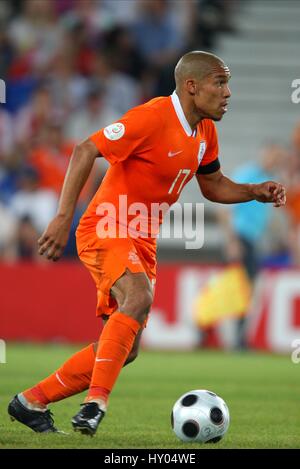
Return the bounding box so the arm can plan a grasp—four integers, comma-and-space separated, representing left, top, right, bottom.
171, 390, 230, 443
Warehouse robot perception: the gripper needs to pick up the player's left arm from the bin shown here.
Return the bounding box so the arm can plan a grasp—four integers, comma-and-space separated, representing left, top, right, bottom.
196, 169, 286, 207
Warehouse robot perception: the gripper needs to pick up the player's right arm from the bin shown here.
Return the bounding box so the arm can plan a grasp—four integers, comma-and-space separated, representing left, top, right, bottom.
38, 139, 100, 261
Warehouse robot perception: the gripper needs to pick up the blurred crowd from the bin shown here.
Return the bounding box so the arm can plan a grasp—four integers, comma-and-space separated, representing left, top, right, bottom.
0, 0, 299, 269
218, 139, 300, 270
0, 0, 238, 260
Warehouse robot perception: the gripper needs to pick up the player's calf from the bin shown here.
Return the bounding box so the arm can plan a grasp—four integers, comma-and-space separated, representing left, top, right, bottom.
124, 349, 138, 366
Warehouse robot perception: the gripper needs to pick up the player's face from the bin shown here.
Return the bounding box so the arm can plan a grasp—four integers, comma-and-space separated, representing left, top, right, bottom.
194, 66, 231, 121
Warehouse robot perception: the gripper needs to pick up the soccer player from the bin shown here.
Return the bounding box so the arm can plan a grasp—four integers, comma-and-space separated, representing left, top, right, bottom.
8, 51, 286, 435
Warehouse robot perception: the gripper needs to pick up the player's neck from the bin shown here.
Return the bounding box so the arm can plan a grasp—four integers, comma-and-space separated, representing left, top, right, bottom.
176, 91, 203, 131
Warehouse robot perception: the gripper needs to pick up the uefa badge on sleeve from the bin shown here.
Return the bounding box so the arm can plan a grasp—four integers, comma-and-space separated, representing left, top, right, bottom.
104, 123, 125, 141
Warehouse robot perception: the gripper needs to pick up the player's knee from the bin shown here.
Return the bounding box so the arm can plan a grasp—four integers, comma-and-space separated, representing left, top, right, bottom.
121, 288, 153, 323
124, 289, 153, 313
139, 289, 153, 312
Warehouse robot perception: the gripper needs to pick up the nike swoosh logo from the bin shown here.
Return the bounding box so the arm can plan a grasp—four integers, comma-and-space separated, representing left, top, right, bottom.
95, 358, 113, 362
168, 150, 183, 157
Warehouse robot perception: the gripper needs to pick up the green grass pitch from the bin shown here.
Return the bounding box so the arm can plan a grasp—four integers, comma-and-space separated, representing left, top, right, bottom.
0, 344, 299, 449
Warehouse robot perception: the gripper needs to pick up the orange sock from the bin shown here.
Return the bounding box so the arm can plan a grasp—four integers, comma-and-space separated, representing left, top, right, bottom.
23, 343, 95, 405
87, 312, 141, 403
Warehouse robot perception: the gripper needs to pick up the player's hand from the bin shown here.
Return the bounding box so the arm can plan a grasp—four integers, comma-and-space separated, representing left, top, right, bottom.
252, 181, 286, 207
38, 215, 71, 261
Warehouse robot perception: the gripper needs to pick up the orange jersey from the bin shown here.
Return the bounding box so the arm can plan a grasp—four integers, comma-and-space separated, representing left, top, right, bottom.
77, 92, 220, 244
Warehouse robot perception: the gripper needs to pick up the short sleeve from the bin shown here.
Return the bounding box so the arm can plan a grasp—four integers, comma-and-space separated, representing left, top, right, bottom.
89, 107, 161, 165
196, 121, 220, 175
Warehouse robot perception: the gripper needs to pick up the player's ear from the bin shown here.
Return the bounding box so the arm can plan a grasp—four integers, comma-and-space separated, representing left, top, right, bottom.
186, 79, 197, 96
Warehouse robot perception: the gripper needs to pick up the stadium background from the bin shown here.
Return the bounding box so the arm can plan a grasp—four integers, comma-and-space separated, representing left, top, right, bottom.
0, 0, 300, 452
0, 0, 300, 450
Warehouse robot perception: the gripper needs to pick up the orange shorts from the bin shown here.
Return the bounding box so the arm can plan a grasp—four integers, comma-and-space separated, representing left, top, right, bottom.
76, 233, 157, 317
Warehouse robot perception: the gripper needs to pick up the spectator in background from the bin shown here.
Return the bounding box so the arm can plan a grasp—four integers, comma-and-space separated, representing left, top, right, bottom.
217, 143, 285, 348
0, 109, 14, 159
0, 0, 11, 21
131, 0, 187, 96
131, 0, 185, 69
101, 0, 139, 27
15, 85, 54, 151
59, 19, 96, 77
62, 0, 116, 39
28, 121, 75, 197
65, 84, 119, 143
9, 166, 58, 259
101, 25, 156, 101
190, 0, 238, 51
102, 26, 147, 81
0, 26, 15, 80
53, 0, 75, 16
91, 51, 142, 115
27, 119, 95, 259
0, 111, 22, 206
283, 122, 300, 266
28, 120, 97, 212
168, 0, 195, 46
47, 49, 89, 116
0, 152, 25, 207
65, 84, 118, 187
8, 0, 63, 74
0, 202, 17, 261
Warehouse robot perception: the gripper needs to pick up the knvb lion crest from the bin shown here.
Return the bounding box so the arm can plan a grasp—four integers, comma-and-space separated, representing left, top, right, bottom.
197, 141, 207, 165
